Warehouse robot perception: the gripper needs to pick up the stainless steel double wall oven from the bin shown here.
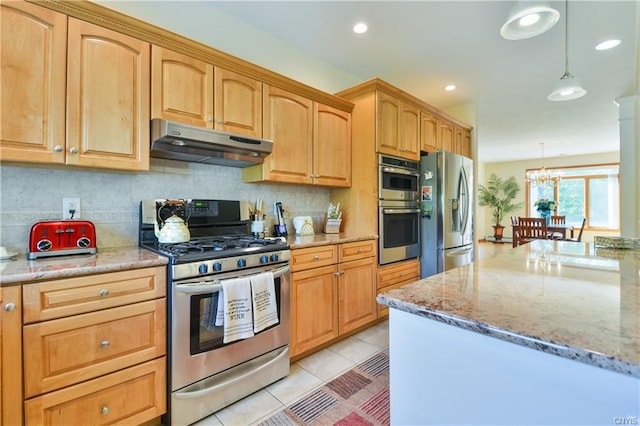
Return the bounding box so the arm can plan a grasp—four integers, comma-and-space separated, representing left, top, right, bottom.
139, 199, 290, 425
378, 155, 421, 265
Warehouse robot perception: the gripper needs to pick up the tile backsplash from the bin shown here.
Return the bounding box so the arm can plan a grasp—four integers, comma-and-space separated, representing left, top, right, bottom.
0, 160, 331, 253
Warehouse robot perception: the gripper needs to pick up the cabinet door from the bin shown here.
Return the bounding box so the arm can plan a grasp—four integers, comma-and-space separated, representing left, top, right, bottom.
214, 67, 262, 137
151, 45, 214, 128
24, 358, 165, 426
438, 119, 454, 152
376, 91, 400, 157
261, 85, 314, 184
1, 286, 22, 426
339, 257, 376, 334
67, 18, 150, 171
313, 103, 351, 187
420, 110, 438, 153
0, 2, 66, 164
400, 102, 420, 160
462, 128, 472, 158
290, 265, 339, 356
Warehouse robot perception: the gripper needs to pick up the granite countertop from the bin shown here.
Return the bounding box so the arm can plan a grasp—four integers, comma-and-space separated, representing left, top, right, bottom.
286, 233, 378, 249
0, 247, 168, 286
378, 240, 640, 378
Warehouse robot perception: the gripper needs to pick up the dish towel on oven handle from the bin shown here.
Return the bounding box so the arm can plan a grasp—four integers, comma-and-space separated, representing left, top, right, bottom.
214, 277, 255, 343
250, 271, 279, 333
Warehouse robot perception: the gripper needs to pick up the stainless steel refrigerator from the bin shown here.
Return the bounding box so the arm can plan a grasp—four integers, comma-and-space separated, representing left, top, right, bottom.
420, 151, 473, 278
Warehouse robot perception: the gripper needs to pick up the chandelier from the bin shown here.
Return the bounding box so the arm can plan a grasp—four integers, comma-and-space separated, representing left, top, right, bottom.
526, 143, 560, 187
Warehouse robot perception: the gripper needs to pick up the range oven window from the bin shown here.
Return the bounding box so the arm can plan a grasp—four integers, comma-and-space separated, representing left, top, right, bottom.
188, 277, 282, 355
381, 210, 419, 248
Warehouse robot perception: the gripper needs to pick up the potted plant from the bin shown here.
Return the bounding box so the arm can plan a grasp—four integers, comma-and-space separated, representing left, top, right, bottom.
478, 174, 524, 241
534, 198, 557, 223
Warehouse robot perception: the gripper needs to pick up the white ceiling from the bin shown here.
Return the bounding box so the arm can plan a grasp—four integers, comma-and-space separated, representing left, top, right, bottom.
209, 1, 638, 163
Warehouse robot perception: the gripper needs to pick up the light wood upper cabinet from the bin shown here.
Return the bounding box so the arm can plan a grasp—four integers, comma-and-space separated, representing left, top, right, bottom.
0, 3, 149, 171
243, 85, 351, 187
151, 46, 213, 128
376, 91, 420, 161
151, 46, 262, 138
421, 110, 438, 153
437, 118, 455, 152
66, 18, 150, 171
214, 67, 262, 137
313, 103, 352, 187
0, 2, 67, 164
455, 125, 472, 158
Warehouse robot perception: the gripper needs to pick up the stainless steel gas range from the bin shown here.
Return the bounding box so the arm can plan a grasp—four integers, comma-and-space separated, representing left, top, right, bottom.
139, 199, 291, 425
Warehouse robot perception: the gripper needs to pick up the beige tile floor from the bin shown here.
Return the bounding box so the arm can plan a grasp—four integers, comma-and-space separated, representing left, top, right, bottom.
192, 320, 390, 426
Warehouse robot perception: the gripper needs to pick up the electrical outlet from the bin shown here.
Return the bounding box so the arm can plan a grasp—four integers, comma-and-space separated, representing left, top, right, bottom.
63, 197, 81, 219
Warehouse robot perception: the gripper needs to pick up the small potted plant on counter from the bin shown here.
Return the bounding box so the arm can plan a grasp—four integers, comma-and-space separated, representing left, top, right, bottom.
478, 174, 524, 242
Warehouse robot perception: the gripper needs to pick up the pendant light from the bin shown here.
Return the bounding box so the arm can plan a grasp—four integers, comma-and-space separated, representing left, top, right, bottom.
500, 1, 559, 40
548, 0, 586, 101
526, 143, 560, 187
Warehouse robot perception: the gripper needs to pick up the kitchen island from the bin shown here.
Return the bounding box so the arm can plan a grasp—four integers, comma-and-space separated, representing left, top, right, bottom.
377, 240, 639, 425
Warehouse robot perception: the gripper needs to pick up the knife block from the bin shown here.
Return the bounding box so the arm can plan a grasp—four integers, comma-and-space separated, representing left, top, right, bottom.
323, 217, 342, 234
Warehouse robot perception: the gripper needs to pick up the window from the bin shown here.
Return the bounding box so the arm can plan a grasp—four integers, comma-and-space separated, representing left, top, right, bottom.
526, 164, 620, 230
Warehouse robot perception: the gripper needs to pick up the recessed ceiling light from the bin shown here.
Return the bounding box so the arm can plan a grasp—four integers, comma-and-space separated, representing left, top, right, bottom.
353, 22, 368, 34
519, 13, 541, 27
444, 85, 456, 92
595, 39, 621, 51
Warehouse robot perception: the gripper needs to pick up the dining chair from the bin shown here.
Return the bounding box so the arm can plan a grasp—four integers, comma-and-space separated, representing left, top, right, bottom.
549, 215, 566, 239
511, 216, 519, 248
514, 217, 548, 247
565, 218, 587, 242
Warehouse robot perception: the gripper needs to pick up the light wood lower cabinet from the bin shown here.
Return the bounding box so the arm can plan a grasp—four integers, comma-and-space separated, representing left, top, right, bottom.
1, 286, 23, 426
377, 259, 420, 318
20, 266, 167, 425
290, 240, 377, 357
24, 358, 165, 426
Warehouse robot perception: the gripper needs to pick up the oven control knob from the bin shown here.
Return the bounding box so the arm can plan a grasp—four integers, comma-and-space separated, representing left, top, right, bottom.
260, 255, 269, 264
213, 262, 222, 271
237, 258, 247, 268
199, 264, 208, 274
37, 239, 52, 252
270, 253, 279, 262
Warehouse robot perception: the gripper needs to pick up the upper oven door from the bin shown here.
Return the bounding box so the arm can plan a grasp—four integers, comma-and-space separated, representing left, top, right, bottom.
171, 263, 290, 391
379, 165, 419, 201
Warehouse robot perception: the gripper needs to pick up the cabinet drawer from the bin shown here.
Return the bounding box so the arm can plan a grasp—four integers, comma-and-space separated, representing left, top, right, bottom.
339, 240, 376, 263
25, 358, 166, 426
291, 245, 338, 272
24, 299, 166, 398
377, 259, 420, 289
23, 267, 166, 323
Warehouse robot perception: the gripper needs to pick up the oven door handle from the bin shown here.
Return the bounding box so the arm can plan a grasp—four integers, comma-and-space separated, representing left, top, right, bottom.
382, 208, 420, 214
175, 264, 290, 295
382, 166, 420, 177
173, 346, 290, 400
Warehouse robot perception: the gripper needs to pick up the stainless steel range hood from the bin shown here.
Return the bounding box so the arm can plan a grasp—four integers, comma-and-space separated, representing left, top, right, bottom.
150, 119, 273, 168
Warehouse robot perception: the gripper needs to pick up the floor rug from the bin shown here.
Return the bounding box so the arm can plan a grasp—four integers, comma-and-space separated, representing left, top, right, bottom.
259, 351, 390, 426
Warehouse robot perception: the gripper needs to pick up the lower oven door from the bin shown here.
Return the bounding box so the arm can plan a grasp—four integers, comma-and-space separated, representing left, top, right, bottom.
379, 205, 421, 265
171, 263, 290, 392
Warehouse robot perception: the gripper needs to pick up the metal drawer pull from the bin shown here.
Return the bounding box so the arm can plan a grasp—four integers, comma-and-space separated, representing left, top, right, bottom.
100, 340, 110, 347
313, 255, 320, 260
69, 147, 78, 154
54, 145, 63, 152
99, 289, 109, 297
4, 303, 16, 312
101, 406, 109, 415
357, 248, 363, 253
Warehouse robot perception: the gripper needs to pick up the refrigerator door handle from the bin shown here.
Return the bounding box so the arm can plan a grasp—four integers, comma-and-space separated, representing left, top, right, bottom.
458, 165, 470, 240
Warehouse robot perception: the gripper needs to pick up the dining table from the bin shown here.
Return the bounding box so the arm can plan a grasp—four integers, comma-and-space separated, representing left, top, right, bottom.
546, 223, 575, 240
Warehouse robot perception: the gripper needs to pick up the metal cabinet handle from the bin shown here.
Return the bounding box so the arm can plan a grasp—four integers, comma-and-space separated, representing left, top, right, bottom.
101, 406, 109, 415
4, 303, 16, 312
217, 119, 224, 124
207, 116, 213, 122
69, 147, 78, 154
340, 271, 345, 275
313, 255, 320, 260
100, 340, 110, 347
357, 248, 363, 253
99, 289, 109, 297
334, 272, 341, 277
54, 145, 63, 153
